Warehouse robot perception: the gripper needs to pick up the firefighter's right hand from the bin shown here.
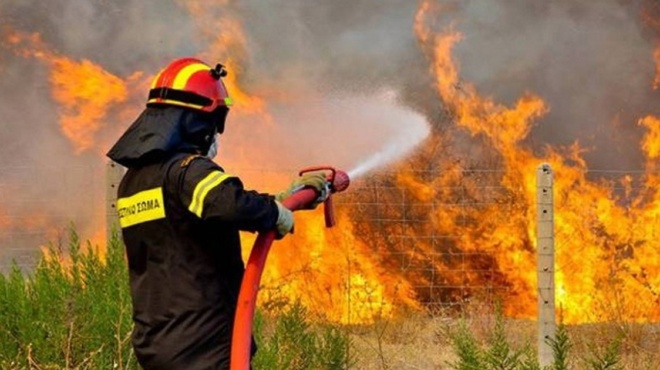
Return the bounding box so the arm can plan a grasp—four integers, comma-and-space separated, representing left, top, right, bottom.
276, 172, 329, 210
275, 200, 294, 239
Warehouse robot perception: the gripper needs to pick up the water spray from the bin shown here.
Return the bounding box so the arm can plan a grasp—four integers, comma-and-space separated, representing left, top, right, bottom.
230, 166, 350, 370
347, 141, 410, 179
346, 106, 430, 180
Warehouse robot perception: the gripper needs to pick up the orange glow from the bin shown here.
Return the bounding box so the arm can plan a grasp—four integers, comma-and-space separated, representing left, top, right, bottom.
243, 211, 420, 324
3, 2, 660, 327
412, 0, 660, 323
181, 0, 270, 120
642, 4, 660, 90
178, 2, 415, 323
4, 30, 128, 153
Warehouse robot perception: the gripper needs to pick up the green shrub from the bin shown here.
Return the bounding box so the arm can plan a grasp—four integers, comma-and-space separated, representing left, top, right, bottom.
445, 309, 624, 370
445, 305, 539, 370
0, 227, 135, 369
0, 227, 353, 369
252, 302, 354, 370
3, 227, 628, 370
546, 323, 571, 370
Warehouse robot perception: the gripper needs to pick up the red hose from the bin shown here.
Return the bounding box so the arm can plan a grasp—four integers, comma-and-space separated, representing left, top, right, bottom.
230, 187, 320, 370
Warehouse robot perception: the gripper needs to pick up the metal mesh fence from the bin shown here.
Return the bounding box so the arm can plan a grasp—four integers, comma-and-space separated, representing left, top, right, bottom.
335, 171, 519, 313
0, 164, 104, 273
1, 163, 658, 324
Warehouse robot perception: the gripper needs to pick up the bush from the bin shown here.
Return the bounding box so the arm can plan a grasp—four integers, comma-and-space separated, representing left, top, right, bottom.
0, 227, 353, 369
252, 302, 354, 370
4, 227, 628, 370
445, 307, 538, 370
444, 307, 625, 370
0, 227, 135, 369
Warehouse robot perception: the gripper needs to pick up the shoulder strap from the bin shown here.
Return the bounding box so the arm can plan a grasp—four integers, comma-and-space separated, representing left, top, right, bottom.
180, 154, 205, 169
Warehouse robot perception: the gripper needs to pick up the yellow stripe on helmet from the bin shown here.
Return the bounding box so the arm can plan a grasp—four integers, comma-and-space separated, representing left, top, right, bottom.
189, 170, 233, 218
172, 63, 210, 90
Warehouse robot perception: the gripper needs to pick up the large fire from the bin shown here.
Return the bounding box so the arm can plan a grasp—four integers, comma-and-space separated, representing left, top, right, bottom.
4, 31, 130, 154
411, 0, 660, 323
1, 2, 660, 325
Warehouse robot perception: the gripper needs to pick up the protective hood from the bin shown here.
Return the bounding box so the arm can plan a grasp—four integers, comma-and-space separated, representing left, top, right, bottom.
107, 106, 216, 168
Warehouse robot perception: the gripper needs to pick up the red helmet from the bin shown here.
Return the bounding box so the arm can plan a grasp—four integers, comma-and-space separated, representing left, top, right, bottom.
147, 57, 233, 112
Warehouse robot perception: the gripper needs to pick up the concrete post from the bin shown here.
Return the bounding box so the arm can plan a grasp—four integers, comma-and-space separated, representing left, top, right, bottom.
537, 163, 556, 367
106, 160, 125, 240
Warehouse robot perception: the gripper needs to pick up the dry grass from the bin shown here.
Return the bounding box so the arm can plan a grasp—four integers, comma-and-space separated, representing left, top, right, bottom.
346, 309, 660, 370
569, 322, 660, 370
348, 312, 455, 369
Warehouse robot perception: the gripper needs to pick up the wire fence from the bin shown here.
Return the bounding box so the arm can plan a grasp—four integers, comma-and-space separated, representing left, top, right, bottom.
1, 162, 658, 329
0, 164, 104, 273
336, 171, 523, 314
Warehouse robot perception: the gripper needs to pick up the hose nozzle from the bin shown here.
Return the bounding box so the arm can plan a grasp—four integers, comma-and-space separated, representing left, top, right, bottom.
299, 166, 350, 194
298, 166, 350, 227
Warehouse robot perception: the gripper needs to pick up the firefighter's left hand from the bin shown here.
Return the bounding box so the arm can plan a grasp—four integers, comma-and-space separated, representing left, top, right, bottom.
274, 200, 294, 239
276, 172, 329, 209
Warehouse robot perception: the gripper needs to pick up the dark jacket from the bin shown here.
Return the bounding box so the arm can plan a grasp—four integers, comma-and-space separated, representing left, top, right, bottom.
108, 107, 277, 369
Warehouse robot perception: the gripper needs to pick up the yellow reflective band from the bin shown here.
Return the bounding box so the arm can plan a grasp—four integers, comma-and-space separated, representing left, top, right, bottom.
117, 188, 166, 228
146, 98, 205, 110
224, 97, 233, 106
172, 63, 209, 90
189, 171, 232, 218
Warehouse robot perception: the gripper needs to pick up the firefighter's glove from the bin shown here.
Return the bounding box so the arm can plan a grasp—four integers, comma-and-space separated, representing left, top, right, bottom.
276, 172, 329, 210
275, 200, 294, 239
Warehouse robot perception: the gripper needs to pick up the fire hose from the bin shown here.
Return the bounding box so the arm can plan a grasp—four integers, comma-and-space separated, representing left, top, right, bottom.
230, 166, 351, 370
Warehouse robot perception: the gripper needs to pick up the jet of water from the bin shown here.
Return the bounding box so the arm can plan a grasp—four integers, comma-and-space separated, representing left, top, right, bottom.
348, 142, 407, 179
347, 114, 430, 180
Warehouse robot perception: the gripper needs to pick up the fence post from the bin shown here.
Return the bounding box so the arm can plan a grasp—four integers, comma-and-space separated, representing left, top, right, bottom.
106, 160, 125, 240
536, 163, 556, 367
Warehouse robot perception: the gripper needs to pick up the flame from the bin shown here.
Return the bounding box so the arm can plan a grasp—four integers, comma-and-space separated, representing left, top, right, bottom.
179, 1, 417, 324
243, 210, 420, 324
3, 1, 660, 327
640, 116, 660, 161
1, 29, 143, 263
180, 0, 270, 119
4, 30, 128, 153
641, 4, 660, 90
409, 0, 660, 323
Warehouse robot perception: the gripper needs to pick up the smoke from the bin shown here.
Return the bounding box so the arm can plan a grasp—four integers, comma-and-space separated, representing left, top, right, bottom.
236, 1, 422, 91
0, 1, 197, 72
0, 0, 659, 263
0, 1, 199, 263
428, 0, 660, 170
228, 0, 660, 171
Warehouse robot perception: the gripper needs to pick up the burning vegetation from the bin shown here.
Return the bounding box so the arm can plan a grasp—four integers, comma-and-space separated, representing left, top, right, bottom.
1, 1, 660, 325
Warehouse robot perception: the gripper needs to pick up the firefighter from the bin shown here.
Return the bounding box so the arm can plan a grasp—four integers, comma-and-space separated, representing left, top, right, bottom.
106, 57, 327, 369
